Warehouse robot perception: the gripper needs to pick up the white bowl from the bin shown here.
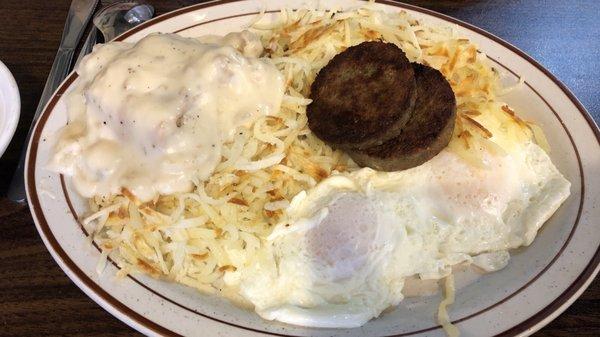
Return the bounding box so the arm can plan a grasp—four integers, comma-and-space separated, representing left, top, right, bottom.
0, 60, 20, 157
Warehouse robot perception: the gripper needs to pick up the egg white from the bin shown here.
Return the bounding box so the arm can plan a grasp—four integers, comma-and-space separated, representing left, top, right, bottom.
233, 142, 570, 328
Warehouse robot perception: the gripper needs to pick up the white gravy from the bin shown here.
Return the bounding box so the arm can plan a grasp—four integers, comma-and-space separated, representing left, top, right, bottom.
49, 31, 284, 202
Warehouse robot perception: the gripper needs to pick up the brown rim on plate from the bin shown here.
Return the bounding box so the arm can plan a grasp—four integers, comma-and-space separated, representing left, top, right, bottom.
25, 1, 599, 336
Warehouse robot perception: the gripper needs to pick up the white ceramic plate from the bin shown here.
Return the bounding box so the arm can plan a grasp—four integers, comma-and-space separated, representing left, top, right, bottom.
0, 60, 20, 158
25, 1, 600, 336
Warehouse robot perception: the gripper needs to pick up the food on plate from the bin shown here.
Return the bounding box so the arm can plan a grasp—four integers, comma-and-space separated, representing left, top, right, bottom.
49, 32, 284, 202
347, 62, 457, 171
240, 139, 567, 328
47, 4, 571, 336
307, 41, 416, 149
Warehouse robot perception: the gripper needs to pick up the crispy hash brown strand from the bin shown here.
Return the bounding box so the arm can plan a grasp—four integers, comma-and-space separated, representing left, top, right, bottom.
349, 63, 456, 171
307, 41, 416, 149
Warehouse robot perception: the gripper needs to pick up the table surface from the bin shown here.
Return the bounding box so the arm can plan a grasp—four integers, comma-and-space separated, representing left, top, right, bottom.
0, 0, 598, 336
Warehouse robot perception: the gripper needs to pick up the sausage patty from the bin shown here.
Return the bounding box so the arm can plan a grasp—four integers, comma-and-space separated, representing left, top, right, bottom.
348, 63, 456, 171
307, 41, 416, 149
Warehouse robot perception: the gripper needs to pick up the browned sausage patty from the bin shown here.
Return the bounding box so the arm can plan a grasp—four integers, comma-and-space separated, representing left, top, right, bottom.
307, 41, 416, 149
348, 63, 456, 171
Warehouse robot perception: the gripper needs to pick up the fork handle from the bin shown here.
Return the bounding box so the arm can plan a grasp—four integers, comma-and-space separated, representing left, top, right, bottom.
8, 48, 75, 203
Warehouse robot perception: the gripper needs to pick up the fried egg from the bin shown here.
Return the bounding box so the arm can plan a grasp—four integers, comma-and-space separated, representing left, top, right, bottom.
234, 142, 570, 328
